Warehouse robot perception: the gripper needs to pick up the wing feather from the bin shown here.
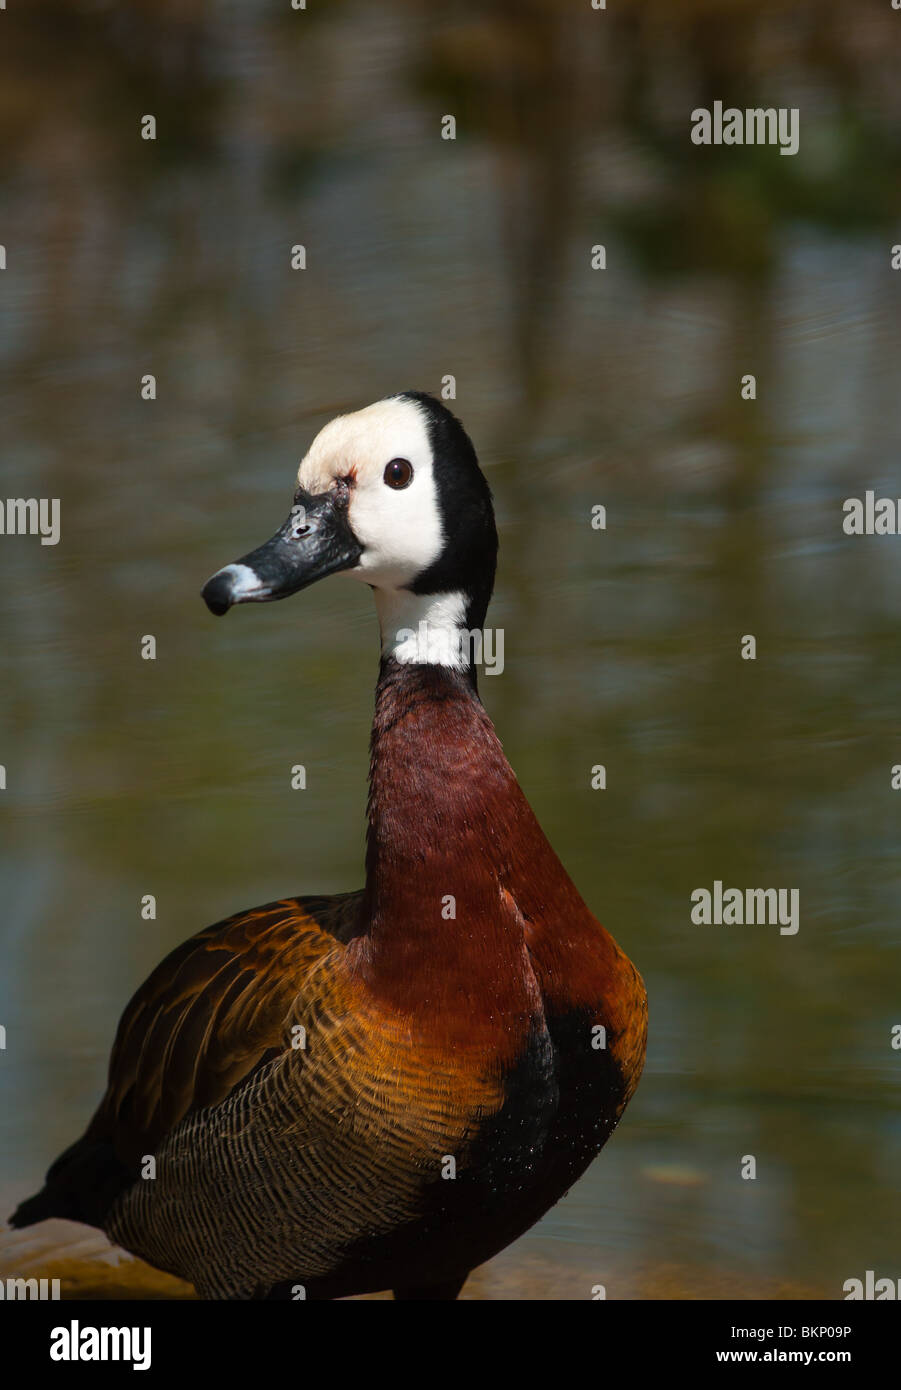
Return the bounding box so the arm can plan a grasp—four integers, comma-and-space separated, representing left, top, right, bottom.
87, 892, 363, 1163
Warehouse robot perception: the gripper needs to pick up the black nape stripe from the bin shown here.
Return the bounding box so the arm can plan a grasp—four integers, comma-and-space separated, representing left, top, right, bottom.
394, 391, 498, 635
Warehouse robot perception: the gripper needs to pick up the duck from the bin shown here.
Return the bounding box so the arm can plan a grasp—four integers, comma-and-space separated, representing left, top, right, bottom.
10, 392, 647, 1300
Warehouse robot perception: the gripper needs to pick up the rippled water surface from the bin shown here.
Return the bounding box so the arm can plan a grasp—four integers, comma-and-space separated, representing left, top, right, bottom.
1, 0, 900, 1298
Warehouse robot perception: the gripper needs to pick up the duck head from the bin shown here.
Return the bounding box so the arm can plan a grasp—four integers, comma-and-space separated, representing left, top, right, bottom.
201, 393, 498, 668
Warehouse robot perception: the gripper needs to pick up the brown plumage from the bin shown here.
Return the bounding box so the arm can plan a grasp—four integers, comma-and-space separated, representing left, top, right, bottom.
11, 394, 647, 1299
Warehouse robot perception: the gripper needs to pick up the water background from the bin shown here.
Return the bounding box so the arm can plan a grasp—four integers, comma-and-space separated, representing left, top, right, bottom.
1, 0, 899, 1297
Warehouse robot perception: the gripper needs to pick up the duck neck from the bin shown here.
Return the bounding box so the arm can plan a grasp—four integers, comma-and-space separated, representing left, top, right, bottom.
358, 657, 537, 1023
373, 586, 482, 688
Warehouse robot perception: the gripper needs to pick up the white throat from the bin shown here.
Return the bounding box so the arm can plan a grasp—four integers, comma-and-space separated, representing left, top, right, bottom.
374, 588, 472, 670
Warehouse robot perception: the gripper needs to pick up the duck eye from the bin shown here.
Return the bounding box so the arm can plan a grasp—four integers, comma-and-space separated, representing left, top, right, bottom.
383, 458, 413, 490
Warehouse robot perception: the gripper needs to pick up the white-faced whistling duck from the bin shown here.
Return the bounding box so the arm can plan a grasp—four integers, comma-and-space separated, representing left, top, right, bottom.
11, 393, 647, 1300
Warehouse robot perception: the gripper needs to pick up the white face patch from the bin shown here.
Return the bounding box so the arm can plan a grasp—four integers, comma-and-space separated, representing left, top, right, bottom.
297, 397, 444, 590
374, 588, 470, 670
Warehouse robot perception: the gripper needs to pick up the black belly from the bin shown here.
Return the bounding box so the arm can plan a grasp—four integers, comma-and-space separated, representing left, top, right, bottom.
298, 1008, 628, 1300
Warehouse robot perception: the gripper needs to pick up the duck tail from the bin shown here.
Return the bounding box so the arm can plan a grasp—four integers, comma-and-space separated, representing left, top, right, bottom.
9, 1136, 128, 1231
9, 1186, 61, 1228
